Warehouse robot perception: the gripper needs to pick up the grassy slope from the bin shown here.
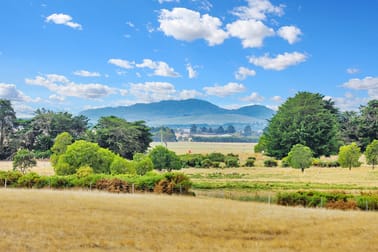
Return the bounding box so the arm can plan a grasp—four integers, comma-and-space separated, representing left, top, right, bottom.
1, 189, 378, 251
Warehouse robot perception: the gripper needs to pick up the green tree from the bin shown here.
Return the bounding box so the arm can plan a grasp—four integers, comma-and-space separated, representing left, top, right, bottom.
287, 144, 313, 173
339, 111, 360, 145
149, 145, 182, 171
12, 149, 37, 174
254, 134, 267, 153
365, 139, 378, 169
54, 140, 115, 175
0, 99, 16, 159
50, 132, 73, 166
262, 92, 340, 159
110, 155, 136, 175
92, 116, 152, 159
338, 143, 361, 170
358, 100, 378, 150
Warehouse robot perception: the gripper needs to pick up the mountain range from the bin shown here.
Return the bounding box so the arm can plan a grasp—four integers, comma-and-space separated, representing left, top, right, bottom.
80, 99, 275, 130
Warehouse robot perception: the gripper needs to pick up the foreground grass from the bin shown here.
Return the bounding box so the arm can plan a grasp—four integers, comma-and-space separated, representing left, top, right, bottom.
1, 189, 378, 251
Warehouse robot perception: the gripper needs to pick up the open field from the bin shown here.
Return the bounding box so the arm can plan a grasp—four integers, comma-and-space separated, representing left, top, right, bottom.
1, 189, 378, 251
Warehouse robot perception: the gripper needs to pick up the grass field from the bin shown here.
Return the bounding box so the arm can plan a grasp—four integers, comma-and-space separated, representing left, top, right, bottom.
1, 189, 378, 251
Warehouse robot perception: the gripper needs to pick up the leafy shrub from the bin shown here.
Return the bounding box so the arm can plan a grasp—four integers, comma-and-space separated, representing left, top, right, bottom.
281, 157, 290, 167
179, 154, 205, 168
133, 154, 154, 175
149, 146, 182, 171
264, 159, 278, 167
200, 159, 213, 168
33, 150, 52, 159
225, 156, 239, 168
212, 161, 220, 168
207, 152, 225, 162
17, 172, 47, 188
154, 172, 192, 194
110, 156, 136, 175
244, 157, 256, 167
0, 171, 22, 187
357, 194, 378, 210
76, 166, 94, 178
96, 178, 131, 193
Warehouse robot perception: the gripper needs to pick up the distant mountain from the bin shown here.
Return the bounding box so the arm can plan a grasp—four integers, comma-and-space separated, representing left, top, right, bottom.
80, 99, 275, 129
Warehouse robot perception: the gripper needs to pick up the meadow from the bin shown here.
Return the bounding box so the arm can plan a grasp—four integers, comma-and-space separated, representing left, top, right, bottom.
1, 189, 378, 251
2, 141, 378, 251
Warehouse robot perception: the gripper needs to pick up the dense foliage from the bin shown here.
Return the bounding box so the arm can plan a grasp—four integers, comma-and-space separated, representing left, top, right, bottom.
365, 140, 378, 169
90, 116, 152, 159
148, 145, 181, 171
338, 143, 361, 170
259, 92, 340, 159
12, 149, 37, 174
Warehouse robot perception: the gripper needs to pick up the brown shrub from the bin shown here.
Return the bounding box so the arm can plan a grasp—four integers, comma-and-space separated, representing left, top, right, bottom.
325, 200, 358, 210
95, 178, 131, 193
154, 179, 174, 195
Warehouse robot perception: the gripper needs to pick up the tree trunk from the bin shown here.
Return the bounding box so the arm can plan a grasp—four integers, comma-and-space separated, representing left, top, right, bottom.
301, 167, 304, 173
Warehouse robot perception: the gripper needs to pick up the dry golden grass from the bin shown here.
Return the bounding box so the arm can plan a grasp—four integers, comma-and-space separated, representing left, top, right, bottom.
1, 188, 378, 252
0, 161, 54, 176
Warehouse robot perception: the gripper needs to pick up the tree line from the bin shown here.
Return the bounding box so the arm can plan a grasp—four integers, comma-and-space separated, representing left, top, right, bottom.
0, 99, 152, 160
255, 92, 378, 169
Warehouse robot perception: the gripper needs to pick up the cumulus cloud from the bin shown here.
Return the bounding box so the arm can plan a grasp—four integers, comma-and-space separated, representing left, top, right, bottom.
241, 92, 264, 103
25, 74, 124, 99
158, 8, 228, 46
73, 70, 101, 77
231, 0, 285, 20
129, 82, 177, 102
235, 67, 256, 80
227, 20, 274, 48
203, 82, 246, 97
277, 25, 302, 44
49, 94, 65, 102
342, 76, 378, 99
347, 68, 360, 74
0, 83, 35, 102
108, 59, 135, 69
136, 59, 180, 77
249, 52, 307, 70
179, 89, 202, 99
45, 13, 82, 30
271, 95, 283, 102
186, 64, 197, 79
331, 93, 369, 111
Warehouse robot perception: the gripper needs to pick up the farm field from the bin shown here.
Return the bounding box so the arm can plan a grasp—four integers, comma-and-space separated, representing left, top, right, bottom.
1, 188, 378, 251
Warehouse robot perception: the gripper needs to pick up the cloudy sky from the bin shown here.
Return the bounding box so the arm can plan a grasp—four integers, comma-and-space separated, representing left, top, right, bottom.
1, 0, 377, 117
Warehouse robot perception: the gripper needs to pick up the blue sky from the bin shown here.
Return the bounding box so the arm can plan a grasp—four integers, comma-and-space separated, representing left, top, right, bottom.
0, 0, 377, 117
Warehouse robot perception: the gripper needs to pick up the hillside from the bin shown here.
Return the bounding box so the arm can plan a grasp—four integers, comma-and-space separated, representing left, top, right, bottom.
81, 99, 274, 128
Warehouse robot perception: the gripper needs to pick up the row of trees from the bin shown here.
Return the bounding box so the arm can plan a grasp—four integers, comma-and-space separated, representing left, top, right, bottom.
255, 92, 378, 159
0, 99, 152, 160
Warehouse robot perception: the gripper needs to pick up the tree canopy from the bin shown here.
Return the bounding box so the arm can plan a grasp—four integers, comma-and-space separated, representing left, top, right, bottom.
365, 139, 378, 169
338, 143, 361, 170
0, 99, 16, 159
92, 116, 152, 159
260, 92, 340, 159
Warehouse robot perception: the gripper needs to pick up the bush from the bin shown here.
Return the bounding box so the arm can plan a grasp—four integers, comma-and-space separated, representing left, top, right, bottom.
110, 156, 136, 175
149, 146, 182, 171
325, 200, 358, 210
281, 157, 290, 167
179, 154, 205, 168
225, 156, 239, 168
244, 157, 256, 167
200, 159, 213, 168
357, 194, 378, 210
207, 152, 225, 162
17, 172, 47, 188
134, 155, 154, 176
154, 172, 192, 194
96, 178, 131, 193
264, 159, 278, 167
0, 171, 22, 187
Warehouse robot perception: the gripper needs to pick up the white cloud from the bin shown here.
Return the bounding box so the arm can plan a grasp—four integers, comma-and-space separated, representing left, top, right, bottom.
45, 13, 82, 30
332, 93, 369, 111
231, 0, 285, 21
136, 59, 180, 77
0, 83, 34, 102
203, 82, 246, 97
130, 82, 177, 102
158, 8, 228, 46
249, 52, 307, 70
73, 70, 101, 77
235, 67, 256, 80
179, 89, 202, 99
126, 21, 135, 28
342, 76, 378, 99
108, 59, 135, 69
347, 68, 360, 74
241, 92, 264, 103
186, 64, 197, 79
25, 74, 123, 99
49, 94, 65, 102
277, 25, 302, 44
271, 95, 283, 102
227, 19, 275, 48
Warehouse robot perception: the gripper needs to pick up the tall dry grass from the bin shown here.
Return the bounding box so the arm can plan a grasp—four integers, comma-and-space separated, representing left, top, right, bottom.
0, 189, 378, 251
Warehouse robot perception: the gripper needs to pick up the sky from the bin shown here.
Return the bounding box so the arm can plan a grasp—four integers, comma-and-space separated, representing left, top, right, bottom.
0, 0, 378, 117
